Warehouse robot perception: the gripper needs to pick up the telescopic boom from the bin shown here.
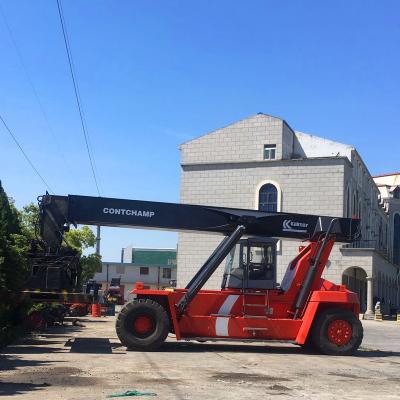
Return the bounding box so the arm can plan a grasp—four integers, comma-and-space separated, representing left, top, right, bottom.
38, 194, 360, 252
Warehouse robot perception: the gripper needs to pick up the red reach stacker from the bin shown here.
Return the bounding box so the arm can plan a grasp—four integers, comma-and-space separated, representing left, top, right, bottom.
37, 194, 363, 355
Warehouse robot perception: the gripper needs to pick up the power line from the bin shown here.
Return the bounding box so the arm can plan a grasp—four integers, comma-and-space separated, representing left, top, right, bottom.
56, 0, 101, 196
0, 4, 80, 191
0, 114, 54, 194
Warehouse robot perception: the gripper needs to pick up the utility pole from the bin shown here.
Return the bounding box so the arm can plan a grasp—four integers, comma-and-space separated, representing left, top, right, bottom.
96, 225, 101, 256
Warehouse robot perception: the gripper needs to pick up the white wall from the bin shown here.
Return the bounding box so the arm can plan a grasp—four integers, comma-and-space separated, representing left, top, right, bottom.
95, 263, 177, 301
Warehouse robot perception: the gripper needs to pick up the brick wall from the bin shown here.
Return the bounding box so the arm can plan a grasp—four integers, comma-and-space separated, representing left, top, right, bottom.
180, 114, 284, 165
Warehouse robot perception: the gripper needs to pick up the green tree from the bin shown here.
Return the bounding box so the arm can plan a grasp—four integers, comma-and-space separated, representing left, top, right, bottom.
64, 225, 96, 251
0, 181, 31, 345
19, 203, 39, 240
80, 253, 101, 284
0, 182, 29, 290
64, 225, 101, 284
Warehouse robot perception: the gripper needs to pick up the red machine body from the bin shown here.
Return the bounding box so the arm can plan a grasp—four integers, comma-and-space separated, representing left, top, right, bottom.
132, 239, 359, 345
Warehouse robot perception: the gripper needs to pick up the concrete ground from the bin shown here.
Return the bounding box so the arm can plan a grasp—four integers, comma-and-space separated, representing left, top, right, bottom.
1, 317, 400, 400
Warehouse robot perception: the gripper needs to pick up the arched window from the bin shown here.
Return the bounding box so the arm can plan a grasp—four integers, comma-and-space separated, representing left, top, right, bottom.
393, 214, 400, 265
258, 184, 278, 212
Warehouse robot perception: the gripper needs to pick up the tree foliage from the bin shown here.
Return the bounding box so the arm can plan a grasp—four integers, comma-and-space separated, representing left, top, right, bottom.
64, 225, 96, 252
81, 253, 101, 284
0, 181, 31, 345
0, 182, 30, 291
64, 225, 101, 285
19, 203, 39, 240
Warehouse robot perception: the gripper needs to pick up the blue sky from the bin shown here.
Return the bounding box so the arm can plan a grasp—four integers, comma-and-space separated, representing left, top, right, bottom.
1, 0, 399, 261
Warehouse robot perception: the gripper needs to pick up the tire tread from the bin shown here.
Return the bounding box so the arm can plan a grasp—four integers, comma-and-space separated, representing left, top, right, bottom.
311, 307, 363, 356
116, 299, 170, 351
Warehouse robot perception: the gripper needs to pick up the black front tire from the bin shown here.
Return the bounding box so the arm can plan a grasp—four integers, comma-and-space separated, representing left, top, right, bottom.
311, 308, 363, 356
116, 299, 170, 351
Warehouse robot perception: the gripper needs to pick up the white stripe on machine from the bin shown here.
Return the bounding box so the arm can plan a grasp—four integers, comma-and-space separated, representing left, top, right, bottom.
215, 294, 239, 336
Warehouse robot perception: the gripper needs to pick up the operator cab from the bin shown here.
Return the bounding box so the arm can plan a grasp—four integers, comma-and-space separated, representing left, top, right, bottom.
222, 237, 277, 290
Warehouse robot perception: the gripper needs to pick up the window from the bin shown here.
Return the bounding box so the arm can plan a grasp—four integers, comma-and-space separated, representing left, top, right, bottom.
116, 265, 125, 274
162, 268, 171, 279
393, 187, 400, 199
140, 267, 149, 275
263, 144, 276, 160
259, 184, 278, 212
394, 214, 400, 265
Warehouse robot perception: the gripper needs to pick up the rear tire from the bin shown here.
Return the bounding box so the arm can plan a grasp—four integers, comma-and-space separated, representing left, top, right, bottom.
116, 299, 170, 351
311, 308, 363, 356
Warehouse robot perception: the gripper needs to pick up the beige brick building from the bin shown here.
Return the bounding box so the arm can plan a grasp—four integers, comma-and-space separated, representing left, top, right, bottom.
177, 113, 400, 315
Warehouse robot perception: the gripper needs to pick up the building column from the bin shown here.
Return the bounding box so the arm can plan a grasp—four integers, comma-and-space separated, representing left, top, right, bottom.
365, 276, 374, 315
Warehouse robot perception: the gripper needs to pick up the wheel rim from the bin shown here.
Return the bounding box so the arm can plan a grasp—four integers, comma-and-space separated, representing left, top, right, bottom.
133, 315, 154, 335
327, 319, 353, 345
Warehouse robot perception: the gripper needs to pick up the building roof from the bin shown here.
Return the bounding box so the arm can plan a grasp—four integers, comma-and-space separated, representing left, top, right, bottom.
102, 261, 176, 268
180, 113, 355, 162
123, 246, 177, 251
373, 173, 400, 188
373, 172, 400, 178
180, 113, 283, 147
294, 131, 354, 159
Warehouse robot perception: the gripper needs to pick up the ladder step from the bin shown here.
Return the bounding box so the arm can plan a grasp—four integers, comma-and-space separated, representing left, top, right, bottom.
243, 315, 268, 319
210, 314, 232, 317
243, 327, 269, 331
242, 292, 265, 296
244, 304, 266, 307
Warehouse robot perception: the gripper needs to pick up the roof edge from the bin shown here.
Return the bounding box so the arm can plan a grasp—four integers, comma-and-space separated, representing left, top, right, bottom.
181, 155, 351, 168
373, 172, 400, 178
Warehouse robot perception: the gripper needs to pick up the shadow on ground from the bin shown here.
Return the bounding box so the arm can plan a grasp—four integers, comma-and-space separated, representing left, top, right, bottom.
66, 337, 113, 354
0, 354, 60, 372
127, 341, 400, 358
0, 322, 87, 396
0, 381, 50, 397
0, 355, 58, 396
